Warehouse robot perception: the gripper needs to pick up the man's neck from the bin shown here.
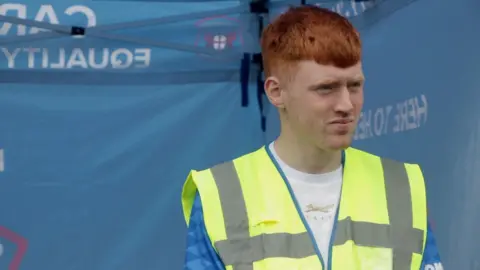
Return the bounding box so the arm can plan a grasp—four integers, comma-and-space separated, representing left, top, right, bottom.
273, 133, 342, 174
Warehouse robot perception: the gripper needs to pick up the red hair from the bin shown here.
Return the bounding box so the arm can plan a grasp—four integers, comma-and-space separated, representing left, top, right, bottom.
260, 5, 361, 77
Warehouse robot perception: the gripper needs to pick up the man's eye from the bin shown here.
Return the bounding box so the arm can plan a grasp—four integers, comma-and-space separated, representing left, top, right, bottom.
349, 82, 363, 88
347, 83, 361, 91
318, 85, 336, 91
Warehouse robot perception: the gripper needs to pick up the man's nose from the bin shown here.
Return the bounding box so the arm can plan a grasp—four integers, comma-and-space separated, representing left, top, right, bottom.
334, 88, 354, 114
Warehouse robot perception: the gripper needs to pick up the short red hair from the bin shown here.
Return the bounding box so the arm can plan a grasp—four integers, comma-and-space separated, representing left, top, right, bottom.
260, 5, 361, 77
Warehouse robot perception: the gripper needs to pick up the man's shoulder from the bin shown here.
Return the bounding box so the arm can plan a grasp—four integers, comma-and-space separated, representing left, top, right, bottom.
347, 147, 419, 166
195, 145, 267, 172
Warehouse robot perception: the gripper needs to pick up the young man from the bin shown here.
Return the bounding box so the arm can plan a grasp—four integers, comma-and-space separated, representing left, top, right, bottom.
182, 5, 443, 270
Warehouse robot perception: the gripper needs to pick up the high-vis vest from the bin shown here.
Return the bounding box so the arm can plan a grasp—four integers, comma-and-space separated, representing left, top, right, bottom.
182, 146, 427, 270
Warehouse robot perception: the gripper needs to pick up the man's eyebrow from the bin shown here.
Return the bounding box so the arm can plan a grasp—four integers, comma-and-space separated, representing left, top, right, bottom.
349, 75, 365, 82
308, 80, 342, 90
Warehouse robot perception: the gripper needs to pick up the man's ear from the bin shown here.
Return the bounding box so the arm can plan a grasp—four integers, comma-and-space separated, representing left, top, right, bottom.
264, 76, 285, 109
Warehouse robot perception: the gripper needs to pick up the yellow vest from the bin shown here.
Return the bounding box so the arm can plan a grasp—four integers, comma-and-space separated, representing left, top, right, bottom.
182, 146, 427, 270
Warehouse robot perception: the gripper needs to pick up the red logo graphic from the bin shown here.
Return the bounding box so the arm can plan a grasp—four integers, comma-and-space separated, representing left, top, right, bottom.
195, 15, 243, 60
0, 226, 28, 270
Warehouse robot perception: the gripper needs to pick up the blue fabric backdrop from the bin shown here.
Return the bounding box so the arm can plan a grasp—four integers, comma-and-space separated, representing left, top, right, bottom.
1, 0, 479, 269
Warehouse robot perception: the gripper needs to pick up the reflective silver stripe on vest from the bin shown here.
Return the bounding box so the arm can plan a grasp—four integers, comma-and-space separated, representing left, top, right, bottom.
382, 157, 423, 269
210, 158, 424, 269
333, 218, 424, 254
210, 162, 316, 270
215, 232, 316, 266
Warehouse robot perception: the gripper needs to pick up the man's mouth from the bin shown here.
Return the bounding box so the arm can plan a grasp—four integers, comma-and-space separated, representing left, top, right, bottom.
329, 119, 353, 125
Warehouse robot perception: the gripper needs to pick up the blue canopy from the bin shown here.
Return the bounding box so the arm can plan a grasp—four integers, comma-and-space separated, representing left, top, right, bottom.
1, 0, 479, 269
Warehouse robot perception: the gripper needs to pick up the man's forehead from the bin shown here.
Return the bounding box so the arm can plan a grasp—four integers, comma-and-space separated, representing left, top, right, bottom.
296, 60, 364, 81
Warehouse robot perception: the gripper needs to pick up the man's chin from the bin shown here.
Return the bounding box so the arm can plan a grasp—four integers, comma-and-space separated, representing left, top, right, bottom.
327, 135, 353, 150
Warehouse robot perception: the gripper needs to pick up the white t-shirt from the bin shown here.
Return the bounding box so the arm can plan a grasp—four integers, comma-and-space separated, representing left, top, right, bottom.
269, 142, 343, 267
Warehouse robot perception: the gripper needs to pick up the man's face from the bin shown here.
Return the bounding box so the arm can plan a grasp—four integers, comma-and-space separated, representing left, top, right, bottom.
266, 60, 364, 151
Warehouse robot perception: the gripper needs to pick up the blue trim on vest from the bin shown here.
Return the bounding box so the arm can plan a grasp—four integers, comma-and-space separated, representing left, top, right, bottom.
264, 146, 346, 270
328, 151, 345, 270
